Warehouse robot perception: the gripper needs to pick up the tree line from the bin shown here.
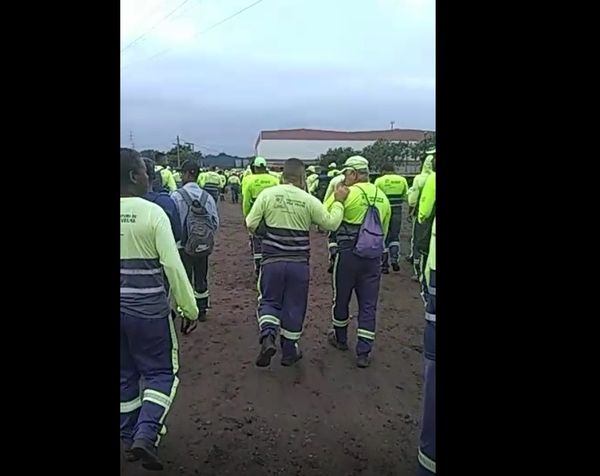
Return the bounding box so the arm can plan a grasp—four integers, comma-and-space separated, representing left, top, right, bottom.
137, 133, 435, 172
318, 134, 436, 171
139, 144, 203, 169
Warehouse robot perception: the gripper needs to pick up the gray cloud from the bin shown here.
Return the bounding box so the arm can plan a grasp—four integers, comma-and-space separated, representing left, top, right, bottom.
121, 0, 435, 156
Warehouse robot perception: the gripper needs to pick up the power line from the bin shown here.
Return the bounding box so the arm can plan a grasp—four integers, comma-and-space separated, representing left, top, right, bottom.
195, 0, 264, 37
121, 0, 193, 54
121, 0, 265, 70
128, 0, 172, 37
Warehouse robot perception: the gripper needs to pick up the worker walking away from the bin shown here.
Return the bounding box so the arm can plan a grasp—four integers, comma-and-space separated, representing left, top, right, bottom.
198, 169, 208, 189
120, 149, 199, 471
198, 166, 222, 204
407, 150, 435, 281
322, 169, 348, 273
154, 153, 177, 193
324, 156, 391, 368
142, 158, 182, 242
306, 165, 319, 195
246, 158, 349, 367
242, 157, 279, 277
172, 160, 220, 322
172, 168, 182, 189
218, 170, 227, 201
327, 162, 340, 177
240, 164, 251, 199
417, 171, 436, 476
374, 163, 409, 273
269, 167, 282, 182
242, 163, 253, 182
315, 169, 332, 202
228, 173, 241, 204
416, 165, 436, 292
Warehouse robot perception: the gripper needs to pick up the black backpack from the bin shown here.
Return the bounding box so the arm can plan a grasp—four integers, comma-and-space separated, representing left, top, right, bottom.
315, 174, 332, 202
178, 189, 215, 257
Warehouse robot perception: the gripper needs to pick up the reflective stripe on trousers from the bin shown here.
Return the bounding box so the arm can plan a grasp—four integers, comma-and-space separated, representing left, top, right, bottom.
332, 251, 381, 356
256, 261, 310, 360
120, 313, 179, 447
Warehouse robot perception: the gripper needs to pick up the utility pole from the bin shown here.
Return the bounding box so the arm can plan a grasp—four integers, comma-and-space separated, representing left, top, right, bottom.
175, 135, 181, 168
390, 121, 395, 130
184, 141, 198, 166
129, 130, 135, 149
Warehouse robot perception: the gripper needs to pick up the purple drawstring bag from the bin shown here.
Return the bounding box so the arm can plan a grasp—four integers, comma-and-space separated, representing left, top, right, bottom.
353, 185, 385, 259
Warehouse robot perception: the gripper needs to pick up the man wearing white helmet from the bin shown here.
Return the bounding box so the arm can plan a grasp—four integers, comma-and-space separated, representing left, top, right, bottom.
327, 162, 340, 177
324, 155, 391, 368
306, 165, 319, 195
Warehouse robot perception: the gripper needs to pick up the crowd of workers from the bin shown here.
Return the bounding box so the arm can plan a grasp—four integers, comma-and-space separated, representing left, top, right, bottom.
120, 147, 436, 474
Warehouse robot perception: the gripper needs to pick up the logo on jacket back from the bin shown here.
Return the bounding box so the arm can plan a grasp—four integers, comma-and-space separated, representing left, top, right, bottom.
121, 213, 137, 224
273, 195, 285, 209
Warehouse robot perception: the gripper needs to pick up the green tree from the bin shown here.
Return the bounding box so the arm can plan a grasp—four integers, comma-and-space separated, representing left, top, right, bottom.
139, 149, 163, 160
361, 139, 412, 170
409, 132, 436, 162
318, 147, 359, 169
166, 144, 204, 169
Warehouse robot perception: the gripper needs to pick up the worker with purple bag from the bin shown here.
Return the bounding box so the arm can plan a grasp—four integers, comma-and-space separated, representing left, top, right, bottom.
324, 156, 391, 368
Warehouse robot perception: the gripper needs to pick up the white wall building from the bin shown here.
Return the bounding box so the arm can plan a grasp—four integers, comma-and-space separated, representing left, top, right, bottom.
255, 128, 434, 165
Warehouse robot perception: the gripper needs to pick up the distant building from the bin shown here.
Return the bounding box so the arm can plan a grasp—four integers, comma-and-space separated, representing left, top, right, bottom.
203, 153, 251, 169
255, 128, 434, 166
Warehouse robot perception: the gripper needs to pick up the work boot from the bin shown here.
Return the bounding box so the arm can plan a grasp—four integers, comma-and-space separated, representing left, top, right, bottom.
198, 310, 207, 322
281, 348, 303, 367
405, 255, 414, 264
131, 439, 163, 471
382, 267, 390, 275
392, 263, 400, 272
121, 440, 139, 462
256, 335, 277, 367
356, 354, 371, 368
328, 330, 349, 351
327, 261, 334, 274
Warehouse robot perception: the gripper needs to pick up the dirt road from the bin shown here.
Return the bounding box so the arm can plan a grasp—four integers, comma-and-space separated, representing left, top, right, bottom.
126, 199, 425, 476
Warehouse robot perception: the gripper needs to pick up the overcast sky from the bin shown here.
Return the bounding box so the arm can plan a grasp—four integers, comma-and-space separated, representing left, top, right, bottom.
120, 0, 435, 156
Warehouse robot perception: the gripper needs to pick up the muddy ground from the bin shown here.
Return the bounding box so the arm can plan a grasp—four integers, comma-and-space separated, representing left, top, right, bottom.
125, 198, 426, 476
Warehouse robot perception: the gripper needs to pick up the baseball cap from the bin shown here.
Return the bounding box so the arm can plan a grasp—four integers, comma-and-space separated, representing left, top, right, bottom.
328, 162, 337, 169
307, 165, 316, 173
340, 155, 369, 173
254, 156, 267, 167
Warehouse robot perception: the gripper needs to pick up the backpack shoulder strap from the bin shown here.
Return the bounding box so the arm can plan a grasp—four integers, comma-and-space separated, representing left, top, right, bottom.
178, 187, 193, 207
199, 190, 209, 207
355, 185, 372, 205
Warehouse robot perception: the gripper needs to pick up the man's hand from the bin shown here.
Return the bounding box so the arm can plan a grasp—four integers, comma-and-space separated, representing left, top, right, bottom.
334, 183, 350, 202
181, 317, 198, 335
